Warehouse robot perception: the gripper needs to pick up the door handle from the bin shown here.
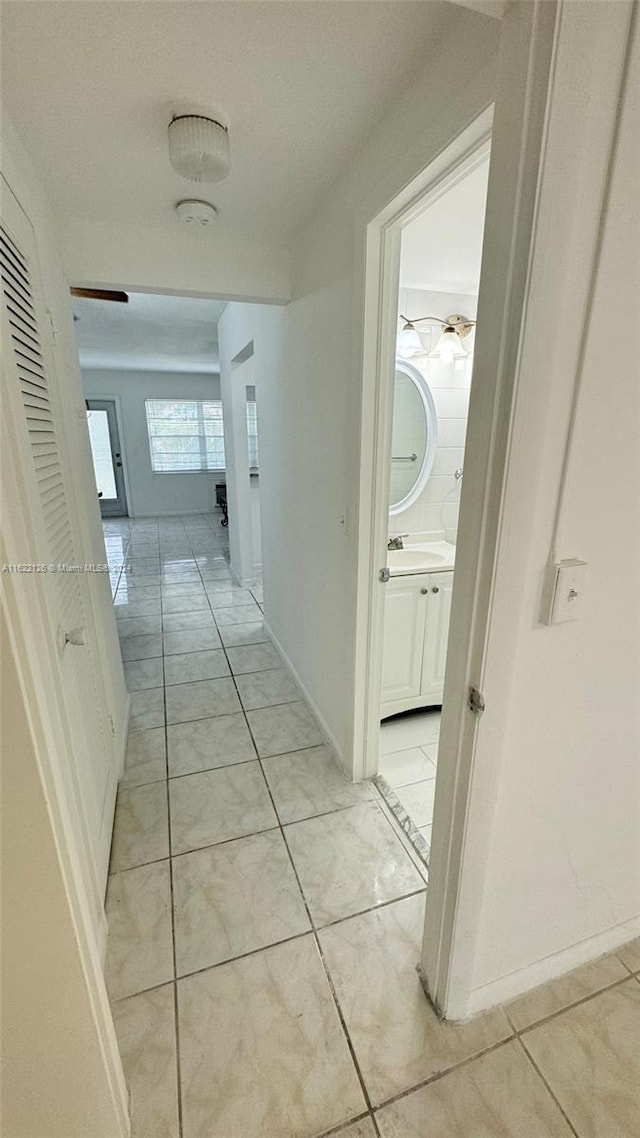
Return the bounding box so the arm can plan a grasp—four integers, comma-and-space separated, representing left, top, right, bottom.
431, 585, 439, 593
115, 461, 122, 467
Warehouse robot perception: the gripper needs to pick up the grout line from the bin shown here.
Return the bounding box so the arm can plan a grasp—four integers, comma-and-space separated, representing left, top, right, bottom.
513, 971, 639, 1038
516, 1038, 581, 1138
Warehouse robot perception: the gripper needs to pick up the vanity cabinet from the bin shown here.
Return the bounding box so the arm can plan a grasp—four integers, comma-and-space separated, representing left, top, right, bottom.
381, 570, 454, 717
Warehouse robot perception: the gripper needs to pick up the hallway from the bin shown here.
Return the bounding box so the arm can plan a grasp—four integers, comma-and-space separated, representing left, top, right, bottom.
105, 515, 640, 1138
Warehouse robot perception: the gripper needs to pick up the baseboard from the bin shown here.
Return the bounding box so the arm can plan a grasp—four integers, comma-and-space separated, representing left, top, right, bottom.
460, 913, 640, 1019
116, 692, 130, 779
263, 618, 349, 777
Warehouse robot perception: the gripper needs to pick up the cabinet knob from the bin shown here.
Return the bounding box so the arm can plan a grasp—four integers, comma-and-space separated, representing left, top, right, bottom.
420, 587, 428, 595
431, 585, 439, 593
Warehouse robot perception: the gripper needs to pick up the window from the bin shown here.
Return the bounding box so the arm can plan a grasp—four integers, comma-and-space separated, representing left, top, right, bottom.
145, 399, 225, 472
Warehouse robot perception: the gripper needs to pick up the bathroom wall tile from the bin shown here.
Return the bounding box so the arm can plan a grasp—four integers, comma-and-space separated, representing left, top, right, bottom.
172, 829, 310, 975
177, 936, 366, 1137
165, 677, 241, 724
111, 984, 179, 1138
522, 980, 640, 1138
437, 417, 468, 448
129, 687, 165, 730
164, 649, 230, 686
162, 610, 214, 633
163, 627, 221, 655
169, 762, 277, 854
247, 700, 324, 757
263, 745, 376, 824
225, 642, 280, 674
506, 953, 630, 1031
236, 667, 300, 710
218, 621, 269, 647
432, 387, 471, 419
376, 1040, 572, 1138
431, 446, 465, 478
124, 657, 164, 692
617, 937, 640, 973
318, 893, 511, 1104
105, 861, 173, 1001
119, 633, 163, 661
394, 778, 436, 829
110, 781, 169, 872
167, 713, 256, 778
286, 801, 424, 926
121, 727, 167, 788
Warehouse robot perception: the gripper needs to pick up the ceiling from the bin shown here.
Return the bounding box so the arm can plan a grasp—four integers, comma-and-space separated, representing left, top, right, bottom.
400, 155, 490, 294
74, 292, 226, 372
0, 1, 466, 245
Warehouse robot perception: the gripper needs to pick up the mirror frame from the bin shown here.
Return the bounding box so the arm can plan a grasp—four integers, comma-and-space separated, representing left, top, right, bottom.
389, 359, 438, 516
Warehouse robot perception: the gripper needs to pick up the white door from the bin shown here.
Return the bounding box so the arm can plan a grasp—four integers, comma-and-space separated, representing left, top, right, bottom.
421, 570, 454, 703
381, 576, 428, 703
1, 179, 115, 896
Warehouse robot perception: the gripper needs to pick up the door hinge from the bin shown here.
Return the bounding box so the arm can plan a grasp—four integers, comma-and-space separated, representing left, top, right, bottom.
379, 567, 390, 583
47, 309, 58, 344
468, 686, 485, 716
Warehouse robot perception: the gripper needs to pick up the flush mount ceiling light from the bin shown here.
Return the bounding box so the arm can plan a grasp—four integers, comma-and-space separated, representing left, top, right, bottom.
398, 313, 476, 363
168, 114, 231, 183
175, 199, 218, 226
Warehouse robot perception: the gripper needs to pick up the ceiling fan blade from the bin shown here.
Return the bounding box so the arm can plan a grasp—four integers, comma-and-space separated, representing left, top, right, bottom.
70, 287, 128, 303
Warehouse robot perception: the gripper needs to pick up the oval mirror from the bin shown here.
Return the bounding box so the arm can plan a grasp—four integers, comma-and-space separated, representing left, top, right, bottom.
389, 359, 438, 516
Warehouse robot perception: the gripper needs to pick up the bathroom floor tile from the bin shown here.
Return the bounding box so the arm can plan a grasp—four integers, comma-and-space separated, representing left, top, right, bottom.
121, 727, 167, 788
111, 985, 179, 1138
394, 778, 437, 828
214, 602, 263, 625
118, 616, 163, 639
177, 936, 366, 1138
167, 712, 256, 778
172, 829, 310, 975
129, 687, 165, 729
375, 1040, 573, 1138
165, 677, 241, 724
162, 593, 210, 614
161, 582, 206, 600
247, 700, 324, 757
105, 861, 173, 1001
318, 893, 511, 1105
119, 633, 163, 662
506, 952, 630, 1031
225, 642, 281, 674
123, 657, 164, 692
285, 801, 424, 926
218, 620, 270, 647
164, 649, 230, 686
236, 667, 300, 710
263, 745, 377, 824
209, 588, 255, 609
163, 627, 221, 655
115, 598, 161, 619
617, 937, 640, 973
110, 781, 169, 872
162, 610, 214, 633
379, 710, 441, 754
378, 747, 436, 788
522, 980, 640, 1138
169, 762, 278, 854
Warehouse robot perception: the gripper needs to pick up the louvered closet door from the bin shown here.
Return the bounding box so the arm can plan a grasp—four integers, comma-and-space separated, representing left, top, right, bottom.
1, 180, 113, 891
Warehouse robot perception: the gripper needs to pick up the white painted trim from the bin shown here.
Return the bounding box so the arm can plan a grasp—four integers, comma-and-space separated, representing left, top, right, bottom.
263, 617, 348, 776
464, 916, 640, 1019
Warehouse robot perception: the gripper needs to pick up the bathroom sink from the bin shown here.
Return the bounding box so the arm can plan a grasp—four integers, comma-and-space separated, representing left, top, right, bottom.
388, 548, 449, 570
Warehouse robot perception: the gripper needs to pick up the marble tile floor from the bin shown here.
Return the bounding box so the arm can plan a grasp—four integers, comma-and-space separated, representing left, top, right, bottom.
103, 516, 640, 1138
378, 709, 441, 861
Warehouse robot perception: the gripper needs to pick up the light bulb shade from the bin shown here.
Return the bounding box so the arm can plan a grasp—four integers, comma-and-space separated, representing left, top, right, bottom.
428, 327, 468, 362
397, 322, 424, 358
168, 115, 231, 183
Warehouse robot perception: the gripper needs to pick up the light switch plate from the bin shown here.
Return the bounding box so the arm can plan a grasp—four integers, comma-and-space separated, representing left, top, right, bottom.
543, 559, 588, 624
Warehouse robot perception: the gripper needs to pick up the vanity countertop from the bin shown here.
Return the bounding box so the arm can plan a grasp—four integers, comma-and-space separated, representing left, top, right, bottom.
387, 540, 456, 576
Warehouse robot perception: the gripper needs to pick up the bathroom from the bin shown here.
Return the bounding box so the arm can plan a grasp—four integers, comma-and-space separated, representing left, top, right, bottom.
377, 152, 489, 858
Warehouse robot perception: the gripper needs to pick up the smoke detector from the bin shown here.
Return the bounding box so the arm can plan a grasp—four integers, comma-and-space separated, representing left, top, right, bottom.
168, 114, 230, 182
175, 200, 218, 227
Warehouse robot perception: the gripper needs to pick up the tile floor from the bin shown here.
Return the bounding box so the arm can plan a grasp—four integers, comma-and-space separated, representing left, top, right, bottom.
104, 515, 640, 1138
378, 708, 441, 857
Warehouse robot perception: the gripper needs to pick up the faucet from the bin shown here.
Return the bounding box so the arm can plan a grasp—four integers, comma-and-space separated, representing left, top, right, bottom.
388, 534, 408, 550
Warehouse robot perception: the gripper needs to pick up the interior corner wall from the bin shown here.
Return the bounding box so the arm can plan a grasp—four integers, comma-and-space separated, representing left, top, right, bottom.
272, 9, 499, 764
82, 368, 222, 517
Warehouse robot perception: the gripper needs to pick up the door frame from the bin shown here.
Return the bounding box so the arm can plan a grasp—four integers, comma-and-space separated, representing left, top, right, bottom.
86, 397, 128, 517
353, 0, 559, 1016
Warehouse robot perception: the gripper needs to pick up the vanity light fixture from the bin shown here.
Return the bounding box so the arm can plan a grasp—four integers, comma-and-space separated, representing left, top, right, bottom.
398, 313, 476, 362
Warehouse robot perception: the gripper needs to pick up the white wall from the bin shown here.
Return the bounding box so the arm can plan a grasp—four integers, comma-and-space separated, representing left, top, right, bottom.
83, 368, 221, 517
392, 288, 477, 542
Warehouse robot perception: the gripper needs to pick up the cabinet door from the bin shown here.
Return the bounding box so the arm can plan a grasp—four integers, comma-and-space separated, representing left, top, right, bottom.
421, 571, 454, 703
381, 577, 428, 703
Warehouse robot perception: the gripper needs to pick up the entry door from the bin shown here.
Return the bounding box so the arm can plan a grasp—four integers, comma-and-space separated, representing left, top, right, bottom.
86, 399, 127, 517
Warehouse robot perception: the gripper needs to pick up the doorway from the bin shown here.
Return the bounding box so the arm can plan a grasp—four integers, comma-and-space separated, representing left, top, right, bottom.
86, 398, 128, 517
